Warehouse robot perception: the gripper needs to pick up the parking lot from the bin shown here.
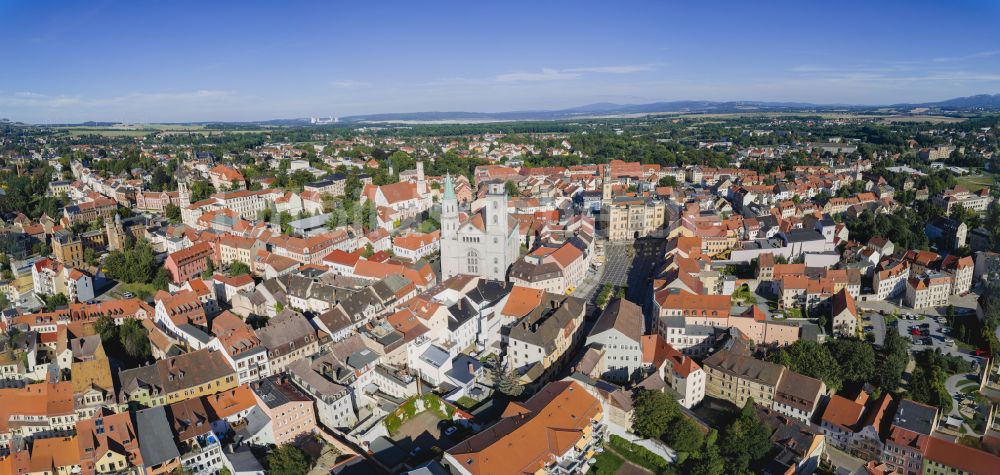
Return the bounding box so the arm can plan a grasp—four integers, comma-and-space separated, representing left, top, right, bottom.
892, 312, 974, 361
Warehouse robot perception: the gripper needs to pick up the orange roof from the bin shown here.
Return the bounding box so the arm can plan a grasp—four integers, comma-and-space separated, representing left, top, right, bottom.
214, 273, 255, 288
831, 288, 858, 318
822, 393, 866, 430
393, 230, 440, 251
549, 242, 583, 269
204, 385, 257, 419
641, 334, 700, 377
445, 381, 601, 474
323, 249, 362, 268
26, 436, 81, 473
402, 296, 444, 321
375, 181, 420, 204
0, 382, 75, 433
386, 308, 430, 341
655, 289, 731, 316
209, 164, 245, 181
501, 286, 544, 318
211, 311, 260, 356
924, 435, 1000, 474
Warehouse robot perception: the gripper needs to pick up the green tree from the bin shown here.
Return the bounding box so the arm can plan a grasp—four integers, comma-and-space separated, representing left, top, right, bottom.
190, 180, 214, 201
663, 415, 704, 454
825, 338, 876, 386
118, 317, 150, 359
419, 218, 440, 233
683, 440, 725, 475
631, 389, 680, 439
657, 175, 677, 187
43, 293, 69, 311
228, 261, 251, 277
164, 204, 181, 222
491, 363, 524, 397
266, 444, 310, 475
104, 239, 158, 284
718, 400, 773, 474
873, 330, 910, 393
94, 315, 118, 343
505, 180, 519, 197
202, 259, 216, 279
767, 340, 842, 391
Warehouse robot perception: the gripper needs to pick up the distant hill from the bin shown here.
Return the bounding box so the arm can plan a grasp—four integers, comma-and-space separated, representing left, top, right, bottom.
32, 93, 1000, 126
336, 101, 831, 123
334, 94, 1000, 123
909, 94, 1000, 109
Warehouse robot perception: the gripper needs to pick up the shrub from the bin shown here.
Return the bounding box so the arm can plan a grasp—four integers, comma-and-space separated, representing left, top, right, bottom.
608, 435, 669, 472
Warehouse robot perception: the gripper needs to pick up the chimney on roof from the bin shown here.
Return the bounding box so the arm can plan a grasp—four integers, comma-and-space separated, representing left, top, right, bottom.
468, 362, 475, 374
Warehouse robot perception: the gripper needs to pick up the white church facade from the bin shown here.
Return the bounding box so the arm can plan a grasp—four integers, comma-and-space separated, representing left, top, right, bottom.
440, 175, 520, 281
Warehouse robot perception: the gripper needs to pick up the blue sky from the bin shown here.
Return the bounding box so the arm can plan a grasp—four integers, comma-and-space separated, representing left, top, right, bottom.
1, 0, 999, 123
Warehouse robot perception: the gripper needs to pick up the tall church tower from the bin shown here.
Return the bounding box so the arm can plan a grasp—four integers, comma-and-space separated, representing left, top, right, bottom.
178, 181, 191, 207
106, 213, 125, 251
416, 160, 427, 196
485, 182, 508, 236
441, 173, 459, 239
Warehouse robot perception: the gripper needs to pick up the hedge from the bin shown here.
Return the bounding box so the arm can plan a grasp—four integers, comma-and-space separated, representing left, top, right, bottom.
608, 435, 670, 473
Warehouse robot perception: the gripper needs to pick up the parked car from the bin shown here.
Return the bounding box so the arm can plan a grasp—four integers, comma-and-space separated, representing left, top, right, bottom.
944, 338, 955, 345
444, 426, 458, 437
122, 291, 134, 298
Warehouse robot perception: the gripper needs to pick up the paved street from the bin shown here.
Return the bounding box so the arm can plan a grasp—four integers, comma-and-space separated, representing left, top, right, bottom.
862, 311, 886, 346
858, 293, 978, 319
824, 445, 866, 475
598, 242, 633, 288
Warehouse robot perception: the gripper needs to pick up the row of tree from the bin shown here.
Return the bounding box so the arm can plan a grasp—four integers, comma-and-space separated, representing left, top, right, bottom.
631, 390, 774, 475
767, 333, 909, 395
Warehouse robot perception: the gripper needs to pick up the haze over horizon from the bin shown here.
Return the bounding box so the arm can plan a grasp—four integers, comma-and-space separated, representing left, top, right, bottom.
2, 0, 1000, 123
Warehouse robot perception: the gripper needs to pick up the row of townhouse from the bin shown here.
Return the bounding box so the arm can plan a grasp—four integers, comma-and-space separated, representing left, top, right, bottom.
702, 340, 827, 425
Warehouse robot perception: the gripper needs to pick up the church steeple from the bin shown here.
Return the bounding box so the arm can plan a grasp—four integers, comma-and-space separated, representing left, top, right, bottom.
441, 173, 458, 239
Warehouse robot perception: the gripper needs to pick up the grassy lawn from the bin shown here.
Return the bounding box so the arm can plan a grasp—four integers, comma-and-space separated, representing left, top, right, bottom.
116, 282, 160, 299
590, 450, 625, 475
956, 175, 996, 193
456, 396, 480, 410
784, 307, 805, 319
960, 384, 980, 394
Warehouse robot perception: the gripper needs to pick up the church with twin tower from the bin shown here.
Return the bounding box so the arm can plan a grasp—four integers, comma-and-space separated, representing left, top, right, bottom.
439, 174, 520, 282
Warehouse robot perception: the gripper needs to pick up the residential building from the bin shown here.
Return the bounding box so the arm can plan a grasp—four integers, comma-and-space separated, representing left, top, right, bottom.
601, 195, 667, 241
117, 348, 238, 409
251, 374, 317, 446
703, 347, 785, 408
504, 294, 586, 388
819, 390, 893, 462
164, 241, 215, 285
443, 380, 605, 475
831, 288, 860, 338
904, 273, 951, 309
584, 299, 644, 383
641, 334, 705, 408
882, 399, 937, 475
